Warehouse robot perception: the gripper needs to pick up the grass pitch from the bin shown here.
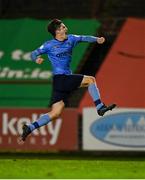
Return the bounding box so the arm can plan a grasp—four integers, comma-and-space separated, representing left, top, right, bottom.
0, 153, 145, 179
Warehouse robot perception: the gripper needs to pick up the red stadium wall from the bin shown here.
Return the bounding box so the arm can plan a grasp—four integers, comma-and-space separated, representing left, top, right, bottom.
79, 18, 145, 112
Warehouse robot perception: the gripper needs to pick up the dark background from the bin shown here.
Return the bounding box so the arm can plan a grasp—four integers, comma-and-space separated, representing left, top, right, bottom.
0, 0, 144, 19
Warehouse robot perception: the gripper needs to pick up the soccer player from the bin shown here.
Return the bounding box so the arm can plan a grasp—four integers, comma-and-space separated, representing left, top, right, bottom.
20, 19, 116, 141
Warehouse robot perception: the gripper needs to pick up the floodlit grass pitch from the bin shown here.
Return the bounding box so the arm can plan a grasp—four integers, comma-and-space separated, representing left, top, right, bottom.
0, 153, 145, 179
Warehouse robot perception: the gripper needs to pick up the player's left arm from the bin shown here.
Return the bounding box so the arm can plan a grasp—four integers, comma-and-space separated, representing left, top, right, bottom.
72, 35, 105, 45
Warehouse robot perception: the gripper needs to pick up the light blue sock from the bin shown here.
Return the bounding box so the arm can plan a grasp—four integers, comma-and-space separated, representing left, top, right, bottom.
88, 83, 104, 110
29, 114, 51, 131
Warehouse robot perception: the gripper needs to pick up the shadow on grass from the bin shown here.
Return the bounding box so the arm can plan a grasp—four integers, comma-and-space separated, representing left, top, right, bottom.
0, 151, 145, 161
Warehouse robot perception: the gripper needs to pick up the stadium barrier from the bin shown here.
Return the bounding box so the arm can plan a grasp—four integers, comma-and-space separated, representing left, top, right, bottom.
0, 107, 145, 152
0, 108, 79, 151
83, 107, 145, 151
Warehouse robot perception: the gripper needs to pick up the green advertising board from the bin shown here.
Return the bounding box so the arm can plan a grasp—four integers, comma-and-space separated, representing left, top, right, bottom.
0, 18, 100, 82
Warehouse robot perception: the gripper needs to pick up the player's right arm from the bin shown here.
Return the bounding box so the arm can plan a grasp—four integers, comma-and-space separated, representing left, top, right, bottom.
31, 42, 49, 64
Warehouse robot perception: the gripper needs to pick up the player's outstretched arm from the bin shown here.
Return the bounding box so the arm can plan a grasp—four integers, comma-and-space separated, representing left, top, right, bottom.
72, 34, 105, 44
80, 35, 105, 44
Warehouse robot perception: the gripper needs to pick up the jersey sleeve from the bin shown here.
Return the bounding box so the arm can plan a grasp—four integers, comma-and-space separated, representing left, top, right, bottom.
31, 42, 49, 61
71, 34, 97, 46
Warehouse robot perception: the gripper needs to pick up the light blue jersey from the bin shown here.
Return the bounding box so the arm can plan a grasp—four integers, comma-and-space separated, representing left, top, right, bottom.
31, 34, 97, 75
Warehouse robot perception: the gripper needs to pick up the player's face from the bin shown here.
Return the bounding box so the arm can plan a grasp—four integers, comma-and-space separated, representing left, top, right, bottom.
56, 23, 68, 36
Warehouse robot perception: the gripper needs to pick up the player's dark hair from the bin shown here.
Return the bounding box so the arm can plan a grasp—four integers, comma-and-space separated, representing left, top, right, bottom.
47, 19, 62, 37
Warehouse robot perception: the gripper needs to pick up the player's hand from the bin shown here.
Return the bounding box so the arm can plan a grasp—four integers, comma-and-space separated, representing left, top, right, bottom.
97, 37, 105, 44
36, 57, 44, 64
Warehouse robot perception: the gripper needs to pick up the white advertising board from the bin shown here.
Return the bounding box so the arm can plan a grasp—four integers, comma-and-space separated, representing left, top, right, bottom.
83, 108, 145, 151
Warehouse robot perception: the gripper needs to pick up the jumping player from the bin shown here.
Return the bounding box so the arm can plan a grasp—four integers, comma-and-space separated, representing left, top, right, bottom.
20, 19, 116, 141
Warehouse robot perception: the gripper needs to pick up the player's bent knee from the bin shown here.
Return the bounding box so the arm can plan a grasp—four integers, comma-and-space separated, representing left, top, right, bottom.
88, 76, 96, 84
81, 75, 96, 87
